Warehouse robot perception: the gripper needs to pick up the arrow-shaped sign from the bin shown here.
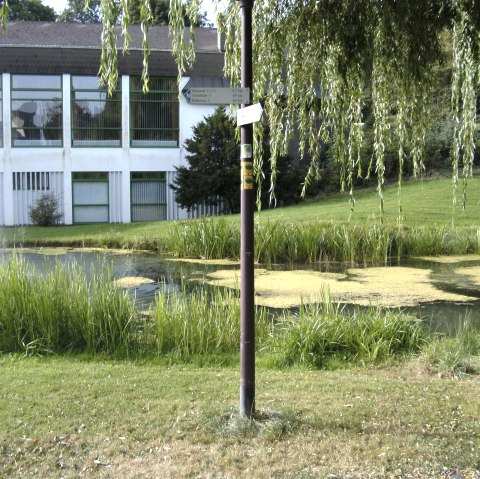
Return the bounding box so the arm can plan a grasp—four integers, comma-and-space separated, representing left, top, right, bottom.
237, 103, 263, 126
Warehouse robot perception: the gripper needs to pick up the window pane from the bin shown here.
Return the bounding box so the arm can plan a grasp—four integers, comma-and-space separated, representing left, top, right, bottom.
130, 77, 179, 147
73, 182, 108, 204
72, 75, 121, 147
12, 75, 62, 90
73, 206, 109, 223
11, 75, 62, 147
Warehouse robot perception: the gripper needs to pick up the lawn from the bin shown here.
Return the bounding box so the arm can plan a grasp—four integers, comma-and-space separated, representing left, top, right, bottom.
1, 356, 479, 479
1, 177, 480, 248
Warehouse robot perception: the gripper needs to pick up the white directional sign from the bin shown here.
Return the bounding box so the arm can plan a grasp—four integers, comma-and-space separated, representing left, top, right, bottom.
182, 87, 250, 105
236, 103, 264, 126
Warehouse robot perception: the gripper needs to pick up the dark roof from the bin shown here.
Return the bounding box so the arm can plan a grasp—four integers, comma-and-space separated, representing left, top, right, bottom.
0, 21, 224, 77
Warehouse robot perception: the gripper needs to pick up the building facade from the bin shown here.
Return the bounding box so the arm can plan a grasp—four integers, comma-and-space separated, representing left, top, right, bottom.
0, 22, 226, 225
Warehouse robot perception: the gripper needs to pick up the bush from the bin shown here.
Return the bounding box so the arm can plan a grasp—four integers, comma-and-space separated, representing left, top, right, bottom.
29, 193, 63, 226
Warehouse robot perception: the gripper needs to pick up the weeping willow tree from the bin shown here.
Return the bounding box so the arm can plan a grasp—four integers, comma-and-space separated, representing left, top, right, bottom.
1, 0, 479, 216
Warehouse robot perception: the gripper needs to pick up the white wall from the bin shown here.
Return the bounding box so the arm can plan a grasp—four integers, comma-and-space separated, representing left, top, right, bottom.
0, 73, 220, 225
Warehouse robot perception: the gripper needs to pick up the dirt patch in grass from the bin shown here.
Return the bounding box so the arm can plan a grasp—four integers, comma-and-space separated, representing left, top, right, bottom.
205, 267, 476, 308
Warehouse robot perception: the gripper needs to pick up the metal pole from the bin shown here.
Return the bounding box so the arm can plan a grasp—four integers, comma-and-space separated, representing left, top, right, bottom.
238, 0, 255, 418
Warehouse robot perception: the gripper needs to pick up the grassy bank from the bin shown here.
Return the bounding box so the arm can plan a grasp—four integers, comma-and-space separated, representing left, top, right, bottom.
1, 178, 480, 255
1, 356, 479, 478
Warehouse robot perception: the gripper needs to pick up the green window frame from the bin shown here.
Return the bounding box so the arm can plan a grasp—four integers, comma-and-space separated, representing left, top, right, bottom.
131, 172, 167, 221
71, 76, 122, 147
11, 74, 63, 147
72, 172, 109, 223
130, 77, 179, 148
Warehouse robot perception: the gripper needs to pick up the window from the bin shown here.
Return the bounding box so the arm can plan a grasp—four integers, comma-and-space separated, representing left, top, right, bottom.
131, 172, 167, 221
71, 76, 121, 147
72, 172, 109, 223
130, 77, 179, 147
0, 76, 3, 147
13, 172, 50, 191
11, 75, 63, 147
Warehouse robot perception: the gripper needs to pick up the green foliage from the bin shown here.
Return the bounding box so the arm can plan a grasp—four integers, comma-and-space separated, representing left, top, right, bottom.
3, 0, 56, 21
166, 0, 480, 215
28, 193, 63, 227
422, 321, 480, 375
166, 217, 480, 264
58, 0, 101, 23
153, 285, 272, 358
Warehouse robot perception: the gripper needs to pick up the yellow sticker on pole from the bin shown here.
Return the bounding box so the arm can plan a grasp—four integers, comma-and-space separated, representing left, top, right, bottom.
241, 161, 254, 190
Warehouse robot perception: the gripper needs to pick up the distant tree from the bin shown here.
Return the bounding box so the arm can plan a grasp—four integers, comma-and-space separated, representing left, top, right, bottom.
172, 107, 240, 214
58, 0, 207, 26
5, 0, 56, 21
58, 0, 101, 23
171, 107, 311, 214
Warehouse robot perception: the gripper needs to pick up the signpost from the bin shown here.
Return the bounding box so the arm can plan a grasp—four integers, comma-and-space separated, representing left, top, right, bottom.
182, 87, 250, 105
238, 0, 256, 419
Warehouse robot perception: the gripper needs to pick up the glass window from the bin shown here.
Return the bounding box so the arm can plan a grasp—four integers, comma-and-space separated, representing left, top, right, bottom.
130, 77, 179, 147
131, 172, 167, 221
71, 76, 122, 147
11, 75, 63, 147
72, 172, 109, 223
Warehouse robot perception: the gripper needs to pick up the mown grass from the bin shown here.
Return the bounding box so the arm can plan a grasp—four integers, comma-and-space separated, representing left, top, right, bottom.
0, 356, 479, 478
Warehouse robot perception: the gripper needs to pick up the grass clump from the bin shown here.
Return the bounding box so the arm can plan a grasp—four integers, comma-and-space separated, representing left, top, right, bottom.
273, 295, 425, 368
422, 321, 480, 375
167, 217, 239, 259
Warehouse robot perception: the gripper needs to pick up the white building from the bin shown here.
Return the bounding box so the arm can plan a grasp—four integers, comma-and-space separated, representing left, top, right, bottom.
0, 21, 226, 225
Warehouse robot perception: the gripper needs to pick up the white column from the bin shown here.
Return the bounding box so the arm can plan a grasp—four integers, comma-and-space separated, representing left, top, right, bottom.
62, 74, 73, 224
2, 73, 14, 225
121, 75, 131, 223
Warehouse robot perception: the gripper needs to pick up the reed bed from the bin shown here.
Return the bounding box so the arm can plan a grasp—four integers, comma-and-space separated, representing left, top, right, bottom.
166, 218, 480, 264
0, 256, 458, 368
0, 255, 136, 355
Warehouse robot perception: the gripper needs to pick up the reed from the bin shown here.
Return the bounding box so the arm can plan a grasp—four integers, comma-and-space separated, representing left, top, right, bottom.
0, 255, 136, 355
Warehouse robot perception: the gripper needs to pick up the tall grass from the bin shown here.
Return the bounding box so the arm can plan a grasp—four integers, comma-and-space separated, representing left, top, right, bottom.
167, 217, 240, 259
0, 255, 136, 355
0, 255, 473, 369
273, 294, 425, 368
153, 285, 272, 358
167, 217, 480, 264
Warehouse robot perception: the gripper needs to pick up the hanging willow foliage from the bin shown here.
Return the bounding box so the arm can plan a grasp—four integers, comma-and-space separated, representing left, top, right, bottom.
1, 0, 479, 215
170, 0, 480, 215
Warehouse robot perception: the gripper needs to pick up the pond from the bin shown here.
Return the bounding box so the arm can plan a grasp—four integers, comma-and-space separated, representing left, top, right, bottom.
1, 248, 480, 333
